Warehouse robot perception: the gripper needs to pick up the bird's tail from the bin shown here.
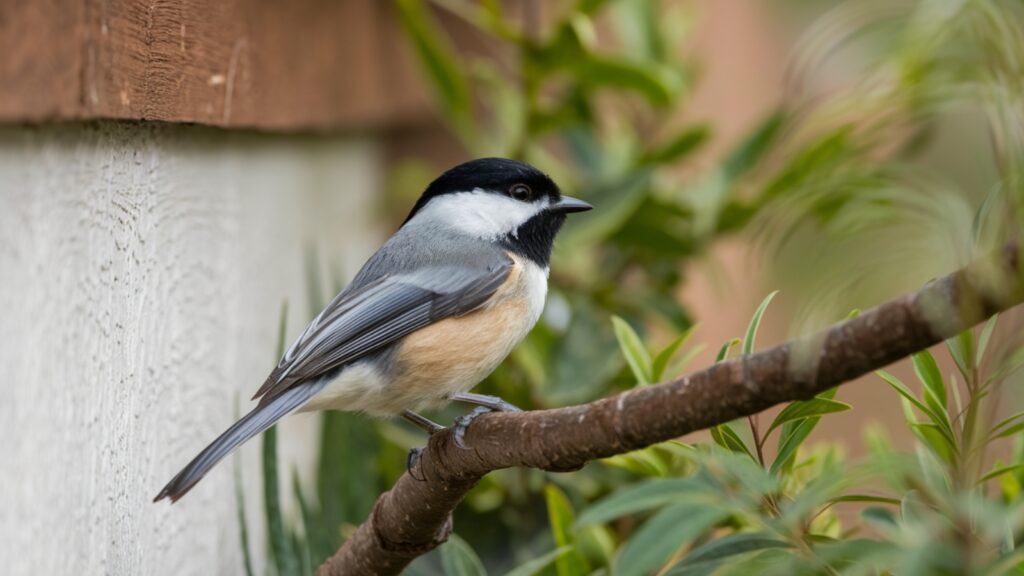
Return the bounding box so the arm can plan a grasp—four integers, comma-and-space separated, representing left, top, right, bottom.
153, 381, 326, 503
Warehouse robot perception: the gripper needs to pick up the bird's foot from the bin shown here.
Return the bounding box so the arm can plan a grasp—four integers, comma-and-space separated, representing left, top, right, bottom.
406, 447, 427, 481
449, 392, 523, 413
452, 406, 495, 449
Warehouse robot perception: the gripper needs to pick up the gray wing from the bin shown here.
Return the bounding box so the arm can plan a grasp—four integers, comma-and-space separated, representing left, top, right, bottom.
253, 257, 513, 406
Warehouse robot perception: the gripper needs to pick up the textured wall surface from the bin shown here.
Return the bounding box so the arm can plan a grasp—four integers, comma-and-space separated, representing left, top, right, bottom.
0, 122, 381, 575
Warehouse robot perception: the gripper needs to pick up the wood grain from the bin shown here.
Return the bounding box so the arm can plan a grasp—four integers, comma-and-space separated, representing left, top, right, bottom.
0, 122, 383, 575
0, 0, 434, 130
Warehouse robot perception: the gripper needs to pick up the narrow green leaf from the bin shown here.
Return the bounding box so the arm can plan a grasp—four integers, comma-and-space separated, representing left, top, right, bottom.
615, 504, 727, 576
395, 0, 472, 135
666, 533, 792, 574
766, 398, 851, 438
722, 111, 787, 181
545, 484, 590, 576
861, 507, 898, 527
978, 314, 999, 363
910, 423, 957, 463
264, 302, 300, 576
640, 126, 711, 166
577, 479, 708, 526
652, 327, 695, 381
711, 424, 755, 461
770, 417, 818, 475
829, 494, 902, 506
946, 330, 974, 379
292, 470, 326, 569
503, 548, 570, 576
233, 396, 255, 576
994, 421, 1024, 439
988, 410, 1024, 440
612, 316, 653, 385
913, 350, 947, 412
576, 55, 682, 106
263, 425, 299, 576
743, 291, 779, 355
716, 338, 741, 363
440, 534, 487, 576
601, 447, 669, 477
980, 464, 1024, 483
877, 370, 956, 447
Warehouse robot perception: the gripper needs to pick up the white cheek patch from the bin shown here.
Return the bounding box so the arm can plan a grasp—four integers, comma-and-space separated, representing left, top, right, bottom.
411, 189, 549, 239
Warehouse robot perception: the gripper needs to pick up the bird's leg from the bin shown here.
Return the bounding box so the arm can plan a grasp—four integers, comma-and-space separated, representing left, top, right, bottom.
402, 410, 444, 434
448, 393, 523, 449
402, 410, 443, 481
448, 392, 523, 413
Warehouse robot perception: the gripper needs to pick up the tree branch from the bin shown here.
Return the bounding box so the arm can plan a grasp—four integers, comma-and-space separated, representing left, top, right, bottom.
317, 245, 1023, 576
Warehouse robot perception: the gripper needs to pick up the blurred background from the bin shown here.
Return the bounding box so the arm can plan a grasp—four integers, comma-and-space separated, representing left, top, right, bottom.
1, 0, 1022, 575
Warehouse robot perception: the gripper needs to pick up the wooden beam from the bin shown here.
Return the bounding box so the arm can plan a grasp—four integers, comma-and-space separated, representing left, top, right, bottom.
0, 0, 435, 131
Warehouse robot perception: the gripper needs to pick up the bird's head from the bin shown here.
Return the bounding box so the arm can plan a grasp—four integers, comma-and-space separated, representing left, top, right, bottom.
402, 158, 592, 266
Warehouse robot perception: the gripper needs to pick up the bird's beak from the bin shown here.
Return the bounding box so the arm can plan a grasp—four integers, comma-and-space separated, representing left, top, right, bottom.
551, 195, 593, 214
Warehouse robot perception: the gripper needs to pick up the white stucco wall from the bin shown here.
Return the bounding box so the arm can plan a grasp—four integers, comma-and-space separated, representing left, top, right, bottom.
0, 123, 382, 575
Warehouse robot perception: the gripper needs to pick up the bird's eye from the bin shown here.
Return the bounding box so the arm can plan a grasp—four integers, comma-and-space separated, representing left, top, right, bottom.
509, 183, 532, 201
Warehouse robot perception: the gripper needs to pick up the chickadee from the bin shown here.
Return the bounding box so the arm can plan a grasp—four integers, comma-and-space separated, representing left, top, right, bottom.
155, 157, 591, 502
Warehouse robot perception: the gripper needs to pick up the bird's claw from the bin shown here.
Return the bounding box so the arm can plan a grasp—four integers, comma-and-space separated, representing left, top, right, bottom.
407, 447, 427, 481
452, 406, 493, 449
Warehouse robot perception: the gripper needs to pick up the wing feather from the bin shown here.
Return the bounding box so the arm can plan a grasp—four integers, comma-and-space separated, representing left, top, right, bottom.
253, 258, 512, 406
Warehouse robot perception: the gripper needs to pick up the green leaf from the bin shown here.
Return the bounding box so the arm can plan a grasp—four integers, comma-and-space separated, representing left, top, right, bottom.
988, 410, 1024, 440
503, 547, 570, 576
770, 417, 818, 476
578, 524, 616, 570
913, 350, 947, 412
548, 302, 624, 404
910, 423, 957, 463
577, 479, 709, 527
980, 464, 1024, 483
615, 503, 728, 576
946, 330, 974, 380
640, 126, 711, 166
545, 484, 590, 576
710, 424, 755, 460
665, 533, 792, 574
233, 397, 256, 576
877, 370, 956, 448
263, 425, 299, 576
766, 398, 851, 438
743, 291, 779, 355
264, 302, 300, 576
722, 111, 787, 181
829, 494, 901, 506
861, 506, 898, 527
395, 0, 472, 137
716, 338, 741, 363
292, 470, 325, 572
978, 314, 999, 363
440, 534, 487, 576
612, 316, 653, 385
652, 327, 695, 381
993, 421, 1024, 440
601, 447, 669, 477
576, 55, 682, 106
770, 388, 836, 475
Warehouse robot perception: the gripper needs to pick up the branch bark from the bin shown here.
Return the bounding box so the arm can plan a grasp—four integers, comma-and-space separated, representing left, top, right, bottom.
317, 245, 1023, 576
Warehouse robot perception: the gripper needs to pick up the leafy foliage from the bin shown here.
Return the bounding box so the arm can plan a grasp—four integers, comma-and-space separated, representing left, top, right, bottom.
236, 0, 1024, 574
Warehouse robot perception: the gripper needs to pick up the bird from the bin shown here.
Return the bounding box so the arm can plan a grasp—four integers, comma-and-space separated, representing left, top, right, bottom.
154, 157, 592, 502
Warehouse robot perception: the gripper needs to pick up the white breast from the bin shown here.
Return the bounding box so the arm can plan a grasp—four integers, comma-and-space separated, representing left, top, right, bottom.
520, 260, 549, 327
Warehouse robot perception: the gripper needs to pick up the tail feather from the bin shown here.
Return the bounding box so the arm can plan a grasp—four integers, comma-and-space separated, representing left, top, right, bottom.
154, 381, 326, 503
